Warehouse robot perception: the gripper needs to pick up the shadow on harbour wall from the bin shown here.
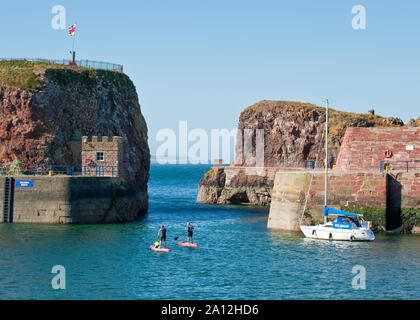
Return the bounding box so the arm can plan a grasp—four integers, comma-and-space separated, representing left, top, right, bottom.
386, 174, 402, 231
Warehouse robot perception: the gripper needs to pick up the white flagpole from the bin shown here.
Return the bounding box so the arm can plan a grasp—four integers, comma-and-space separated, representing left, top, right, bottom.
324, 99, 329, 224
70, 22, 77, 64
72, 29, 75, 53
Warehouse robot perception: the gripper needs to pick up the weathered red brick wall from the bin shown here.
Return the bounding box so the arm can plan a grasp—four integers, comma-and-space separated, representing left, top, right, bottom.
389, 172, 420, 208
308, 171, 388, 208
268, 169, 419, 231
306, 171, 419, 210
336, 127, 420, 171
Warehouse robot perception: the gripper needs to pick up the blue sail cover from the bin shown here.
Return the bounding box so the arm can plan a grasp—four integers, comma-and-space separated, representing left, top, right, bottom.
324, 206, 359, 217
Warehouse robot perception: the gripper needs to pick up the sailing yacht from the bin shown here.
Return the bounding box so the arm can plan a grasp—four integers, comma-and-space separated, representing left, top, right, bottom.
299, 100, 375, 242
300, 207, 375, 241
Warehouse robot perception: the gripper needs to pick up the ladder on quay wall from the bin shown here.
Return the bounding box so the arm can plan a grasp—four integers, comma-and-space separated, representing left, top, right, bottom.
3, 177, 15, 223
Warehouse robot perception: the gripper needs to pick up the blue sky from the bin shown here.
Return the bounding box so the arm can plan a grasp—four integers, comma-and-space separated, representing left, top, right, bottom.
1, 0, 419, 157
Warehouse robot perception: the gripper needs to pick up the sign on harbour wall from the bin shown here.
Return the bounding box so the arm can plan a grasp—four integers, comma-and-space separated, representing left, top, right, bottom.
15, 181, 34, 187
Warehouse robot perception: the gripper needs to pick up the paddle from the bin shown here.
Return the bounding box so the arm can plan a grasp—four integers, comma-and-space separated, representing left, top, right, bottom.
175, 228, 193, 241
175, 232, 188, 241
175, 223, 194, 241
174, 231, 186, 241
175, 222, 192, 241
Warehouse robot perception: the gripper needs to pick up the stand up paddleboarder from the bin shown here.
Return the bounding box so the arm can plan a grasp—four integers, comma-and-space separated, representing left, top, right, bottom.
187, 222, 194, 244
157, 224, 167, 249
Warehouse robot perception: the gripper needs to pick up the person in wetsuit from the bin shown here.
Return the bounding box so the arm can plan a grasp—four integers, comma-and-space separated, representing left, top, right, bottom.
157, 224, 167, 249
187, 222, 194, 244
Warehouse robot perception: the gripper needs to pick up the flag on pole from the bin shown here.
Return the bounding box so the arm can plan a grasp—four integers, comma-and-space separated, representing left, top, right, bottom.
68, 24, 76, 36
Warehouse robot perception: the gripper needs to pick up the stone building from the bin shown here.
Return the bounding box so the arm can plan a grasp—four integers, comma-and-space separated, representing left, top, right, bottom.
81, 136, 123, 177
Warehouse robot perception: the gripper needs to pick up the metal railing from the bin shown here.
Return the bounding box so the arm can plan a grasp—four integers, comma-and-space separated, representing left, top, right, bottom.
380, 160, 420, 173
83, 166, 117, 177
34, 165, 75, 176
1, 58, 123, 73
1, 164, 118, 177
304, 160, 315, 169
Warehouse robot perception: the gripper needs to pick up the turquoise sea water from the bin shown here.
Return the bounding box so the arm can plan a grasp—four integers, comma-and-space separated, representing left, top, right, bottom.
0, 164, 419, 300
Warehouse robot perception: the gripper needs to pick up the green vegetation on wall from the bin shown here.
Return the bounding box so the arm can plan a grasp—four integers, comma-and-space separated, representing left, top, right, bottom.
7, 159, 24, 175
401, 209, 420, 231
341, 206, 386, 231
342, 205, 420, 233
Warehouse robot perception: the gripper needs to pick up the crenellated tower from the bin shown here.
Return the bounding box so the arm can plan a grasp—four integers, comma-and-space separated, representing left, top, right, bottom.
81, 136, 123, 177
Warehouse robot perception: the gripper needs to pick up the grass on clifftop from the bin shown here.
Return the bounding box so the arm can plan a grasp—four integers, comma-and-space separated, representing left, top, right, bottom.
241, 100, 409, 131
241, 100, 404, 125
0, 59, 130, 91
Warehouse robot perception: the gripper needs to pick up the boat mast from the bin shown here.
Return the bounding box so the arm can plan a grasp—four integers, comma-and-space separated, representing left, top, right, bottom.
324, 99, 329, 224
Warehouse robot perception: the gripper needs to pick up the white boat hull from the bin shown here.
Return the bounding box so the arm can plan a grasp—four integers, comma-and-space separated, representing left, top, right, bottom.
300, 225, 375, 241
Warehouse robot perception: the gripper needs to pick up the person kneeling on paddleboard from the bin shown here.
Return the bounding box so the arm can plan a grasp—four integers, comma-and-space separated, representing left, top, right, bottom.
187, 222, 194, 244
157, 224, 167, 249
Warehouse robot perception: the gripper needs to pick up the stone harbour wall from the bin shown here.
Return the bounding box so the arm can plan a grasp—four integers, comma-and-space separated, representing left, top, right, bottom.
336, 127, 420, 171
0, 176, 147, 224
268, 170, 420, 233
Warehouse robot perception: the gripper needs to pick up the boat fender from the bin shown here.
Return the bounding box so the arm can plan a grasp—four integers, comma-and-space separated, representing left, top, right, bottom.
329, 233, 333, 240
312, 230, 316, 236
350, 235, 356, 242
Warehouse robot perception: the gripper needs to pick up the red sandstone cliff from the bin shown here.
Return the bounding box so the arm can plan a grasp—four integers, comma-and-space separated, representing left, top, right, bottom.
0, 60, 150, 214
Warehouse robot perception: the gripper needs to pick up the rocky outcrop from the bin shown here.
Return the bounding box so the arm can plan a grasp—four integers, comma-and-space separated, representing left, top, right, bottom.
0, 60, 150, 218
197, 167, 274, 206
197, 167, 277, 206
406, 117, 420, 127
198, 100, 406, 206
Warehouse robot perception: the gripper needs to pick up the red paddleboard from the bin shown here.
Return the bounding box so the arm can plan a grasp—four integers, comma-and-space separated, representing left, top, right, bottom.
178, 241, 200, 248
150, 246, 171, 252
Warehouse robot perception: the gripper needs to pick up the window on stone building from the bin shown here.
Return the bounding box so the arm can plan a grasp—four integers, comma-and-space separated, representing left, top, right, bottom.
96, 152, 104, 161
